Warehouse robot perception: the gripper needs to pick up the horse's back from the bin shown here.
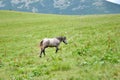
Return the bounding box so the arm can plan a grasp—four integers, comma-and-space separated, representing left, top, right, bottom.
42, 38, 60, 47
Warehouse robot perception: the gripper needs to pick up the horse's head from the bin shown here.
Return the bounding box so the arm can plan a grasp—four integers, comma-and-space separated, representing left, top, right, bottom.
62, 37, 67, 44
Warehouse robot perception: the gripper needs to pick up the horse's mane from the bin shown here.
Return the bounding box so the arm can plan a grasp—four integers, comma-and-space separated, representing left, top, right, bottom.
56, 36, 65, 41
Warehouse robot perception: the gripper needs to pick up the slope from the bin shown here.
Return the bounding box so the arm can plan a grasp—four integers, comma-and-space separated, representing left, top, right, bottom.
0, 10, 120, 80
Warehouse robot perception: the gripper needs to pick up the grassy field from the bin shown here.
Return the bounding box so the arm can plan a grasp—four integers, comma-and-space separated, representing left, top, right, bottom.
0, 10, 120, 80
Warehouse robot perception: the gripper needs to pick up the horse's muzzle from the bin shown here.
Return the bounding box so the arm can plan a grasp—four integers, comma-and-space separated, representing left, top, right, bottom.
65, 42, 68, 44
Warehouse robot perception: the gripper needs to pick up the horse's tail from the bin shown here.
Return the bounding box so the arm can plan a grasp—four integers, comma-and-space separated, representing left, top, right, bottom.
40, 40, 43, 47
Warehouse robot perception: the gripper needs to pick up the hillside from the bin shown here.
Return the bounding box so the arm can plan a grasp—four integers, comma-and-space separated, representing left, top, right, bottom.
0, 0, 120, 15
0, 10, 120, 80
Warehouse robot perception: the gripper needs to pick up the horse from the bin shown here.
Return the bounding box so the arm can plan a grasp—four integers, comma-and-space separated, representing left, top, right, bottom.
39, 36, 67, 57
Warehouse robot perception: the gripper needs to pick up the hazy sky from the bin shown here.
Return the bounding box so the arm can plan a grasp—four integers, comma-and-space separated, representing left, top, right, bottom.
106, 0, 120, 4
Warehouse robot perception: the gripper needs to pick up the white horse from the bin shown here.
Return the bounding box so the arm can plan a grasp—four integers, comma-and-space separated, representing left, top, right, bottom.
39, 36, 67, 57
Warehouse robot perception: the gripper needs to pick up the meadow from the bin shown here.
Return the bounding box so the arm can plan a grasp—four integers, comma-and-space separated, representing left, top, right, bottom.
0, 10, 120, 80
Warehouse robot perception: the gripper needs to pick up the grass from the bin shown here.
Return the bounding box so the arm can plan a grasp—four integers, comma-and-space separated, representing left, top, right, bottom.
0, 10, 120, 80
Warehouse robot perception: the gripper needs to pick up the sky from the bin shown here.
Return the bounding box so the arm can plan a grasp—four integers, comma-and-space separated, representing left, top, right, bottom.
106, 0, 120, 5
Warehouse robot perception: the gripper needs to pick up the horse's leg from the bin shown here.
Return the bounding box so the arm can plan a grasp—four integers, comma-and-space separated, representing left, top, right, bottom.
39, 51, 42, 58
43, 48, 46, 56
40, 48, 44, 58
56, 46, 59, 53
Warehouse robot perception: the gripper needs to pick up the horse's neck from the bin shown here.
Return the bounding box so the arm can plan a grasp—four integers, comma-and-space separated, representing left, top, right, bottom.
56, 37, 63, 42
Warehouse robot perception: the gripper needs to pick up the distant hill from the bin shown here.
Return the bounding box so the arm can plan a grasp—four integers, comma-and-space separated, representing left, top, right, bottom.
0, 0, 120, 15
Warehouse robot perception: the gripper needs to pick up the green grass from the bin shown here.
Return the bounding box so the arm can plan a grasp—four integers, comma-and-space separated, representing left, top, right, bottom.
0, 10, 120, 80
